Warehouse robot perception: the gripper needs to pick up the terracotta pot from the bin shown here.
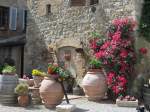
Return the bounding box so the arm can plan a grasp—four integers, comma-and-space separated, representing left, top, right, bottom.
82, 69, 107, 101
0, 74, 18, 105
39, 77, 64, 108
48, 68, 53, 74
33, 76, 44, 88
18, 95, 29, 107
29, 87, 41, 104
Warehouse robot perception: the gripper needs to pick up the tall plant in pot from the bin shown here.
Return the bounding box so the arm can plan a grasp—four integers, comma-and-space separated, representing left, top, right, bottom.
40, 63, 72, 108
15, 83, 29, 107
82, 58, 107, 101
89, 17, 137, 100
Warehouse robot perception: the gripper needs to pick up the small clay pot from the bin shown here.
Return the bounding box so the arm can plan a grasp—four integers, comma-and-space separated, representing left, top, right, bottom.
18, 95, 29, 107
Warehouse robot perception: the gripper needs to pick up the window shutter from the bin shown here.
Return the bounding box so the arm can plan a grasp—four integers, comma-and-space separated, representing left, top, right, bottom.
18, 8, 25, 30
9, 7, 17, 30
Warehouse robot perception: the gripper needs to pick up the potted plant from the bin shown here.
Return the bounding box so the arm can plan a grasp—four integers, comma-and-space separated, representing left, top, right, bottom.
88, 58, 102, 71
116, 95, 138, 107
32, 69, 46, 88
40, 63, 72, 108
82, 58, 107, 101
19, 74, 34, 87
2, 64, 16, 75
15, 83, 29, 107
0, 64, 18, 105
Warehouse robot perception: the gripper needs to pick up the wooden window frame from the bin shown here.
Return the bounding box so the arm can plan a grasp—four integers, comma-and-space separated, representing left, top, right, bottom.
0, 6, 9, 31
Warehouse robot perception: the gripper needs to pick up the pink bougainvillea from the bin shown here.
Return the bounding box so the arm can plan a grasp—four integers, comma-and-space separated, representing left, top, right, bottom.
89, 17, 137, 97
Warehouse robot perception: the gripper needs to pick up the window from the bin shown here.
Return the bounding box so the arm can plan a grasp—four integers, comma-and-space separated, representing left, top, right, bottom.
0, 6, 9, 30
90, 0, 98, 5
46, 4, 51, 14
70, 0, 86, 6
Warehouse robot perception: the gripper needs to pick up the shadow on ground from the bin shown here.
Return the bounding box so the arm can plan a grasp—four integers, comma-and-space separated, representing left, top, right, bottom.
73, 108, 89, 112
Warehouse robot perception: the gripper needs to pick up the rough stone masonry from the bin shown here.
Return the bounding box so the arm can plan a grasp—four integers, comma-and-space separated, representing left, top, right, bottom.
24, 0, 143, 81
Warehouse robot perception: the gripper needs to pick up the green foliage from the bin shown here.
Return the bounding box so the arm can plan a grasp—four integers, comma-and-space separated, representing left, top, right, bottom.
2, 64, 16, 74
15, 83, 29, 95
138, 0, 150, 42
91, 32, 105, 38
48, 63, 73, 81
89, 58, 102, 69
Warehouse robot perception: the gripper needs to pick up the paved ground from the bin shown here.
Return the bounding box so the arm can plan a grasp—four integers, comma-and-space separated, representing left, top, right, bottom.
0, 96, 140, 112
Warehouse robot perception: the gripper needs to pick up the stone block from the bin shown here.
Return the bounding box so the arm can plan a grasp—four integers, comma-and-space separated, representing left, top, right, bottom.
116, 99, 138, 107
56, 104, 76, 112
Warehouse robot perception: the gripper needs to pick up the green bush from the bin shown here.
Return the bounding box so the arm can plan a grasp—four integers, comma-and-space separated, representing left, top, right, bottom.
15, 83, 29, 95
2, 64, 16, 74
88, 58, 102, 69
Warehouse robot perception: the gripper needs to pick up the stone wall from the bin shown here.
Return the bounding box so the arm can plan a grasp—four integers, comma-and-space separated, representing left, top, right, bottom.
0, 0, 27, 9
25, 0, 143, 75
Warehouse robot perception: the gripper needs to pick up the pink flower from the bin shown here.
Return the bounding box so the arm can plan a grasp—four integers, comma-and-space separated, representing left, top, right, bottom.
120, 62, 128, 72
112, 85, 120, 95
139, 48, 148, 55
89, 38, 99, 50
112, 31, 121, 41
107, 71, 116, 78
107, 72, 116, 85
101, 41, 111, 49
95, 50, 105, 58
120, 50, 128, 58
117, 76, 127, 84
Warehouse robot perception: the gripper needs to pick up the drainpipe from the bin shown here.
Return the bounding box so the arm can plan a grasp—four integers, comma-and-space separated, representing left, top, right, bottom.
20, 45, 24, 78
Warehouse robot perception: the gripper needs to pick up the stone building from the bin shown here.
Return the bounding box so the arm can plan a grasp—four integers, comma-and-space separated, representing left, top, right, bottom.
0, 0, 27, 75
25, 0, 146, 84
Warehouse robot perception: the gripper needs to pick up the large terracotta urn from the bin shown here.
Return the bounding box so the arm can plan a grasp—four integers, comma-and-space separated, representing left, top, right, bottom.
39, 77, 64, 108
82, 69, 107, 101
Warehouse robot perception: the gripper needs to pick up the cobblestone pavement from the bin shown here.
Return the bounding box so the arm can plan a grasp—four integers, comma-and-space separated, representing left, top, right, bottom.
0, 97, 139, 112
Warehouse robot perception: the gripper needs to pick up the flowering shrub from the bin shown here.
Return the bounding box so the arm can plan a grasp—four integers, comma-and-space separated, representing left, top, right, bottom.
47, 63, 71, 82
89, 17, 137, 97
32, 69, 46, 77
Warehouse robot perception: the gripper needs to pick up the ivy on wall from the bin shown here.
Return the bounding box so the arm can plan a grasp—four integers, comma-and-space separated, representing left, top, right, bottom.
139, 0, 150, 42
